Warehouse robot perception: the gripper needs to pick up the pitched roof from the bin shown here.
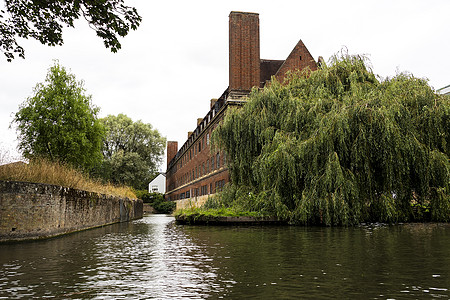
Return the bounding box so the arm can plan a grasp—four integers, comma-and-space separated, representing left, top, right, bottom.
275, 39, 318, 83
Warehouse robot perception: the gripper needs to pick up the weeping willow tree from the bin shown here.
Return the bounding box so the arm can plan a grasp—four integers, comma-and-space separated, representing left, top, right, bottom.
212, 54, 449, 225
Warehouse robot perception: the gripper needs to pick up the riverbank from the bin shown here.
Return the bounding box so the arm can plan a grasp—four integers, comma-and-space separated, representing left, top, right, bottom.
175, 214, 285, 225
174, 207, 286, 225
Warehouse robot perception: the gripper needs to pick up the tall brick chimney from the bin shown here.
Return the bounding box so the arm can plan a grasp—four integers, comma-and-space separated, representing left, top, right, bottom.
166, 141, 178, 168
229, 11, 260, 97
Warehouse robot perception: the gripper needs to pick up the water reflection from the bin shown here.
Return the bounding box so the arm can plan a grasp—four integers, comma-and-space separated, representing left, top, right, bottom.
0, 215, 224, 299
0, 216, 449, 299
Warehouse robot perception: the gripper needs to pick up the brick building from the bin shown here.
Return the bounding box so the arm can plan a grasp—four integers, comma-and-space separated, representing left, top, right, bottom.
165, 11, 318, 204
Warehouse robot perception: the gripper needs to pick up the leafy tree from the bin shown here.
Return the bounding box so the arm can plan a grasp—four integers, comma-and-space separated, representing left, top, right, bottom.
0, 0, 141, 61
213, 54, 450, 225
96, 114, 166, 190
12, 61, 104, 171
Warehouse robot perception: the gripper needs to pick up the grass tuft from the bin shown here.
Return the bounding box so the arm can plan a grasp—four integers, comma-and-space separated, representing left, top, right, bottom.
0, 157, 136, 199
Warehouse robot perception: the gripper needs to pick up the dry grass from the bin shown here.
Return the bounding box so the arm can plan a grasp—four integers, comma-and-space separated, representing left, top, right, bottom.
0, 157, 136, 199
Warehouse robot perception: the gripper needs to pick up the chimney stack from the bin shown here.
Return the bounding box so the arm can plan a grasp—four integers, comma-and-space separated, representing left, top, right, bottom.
210, 98, 218, 109
229, 11, 260, 95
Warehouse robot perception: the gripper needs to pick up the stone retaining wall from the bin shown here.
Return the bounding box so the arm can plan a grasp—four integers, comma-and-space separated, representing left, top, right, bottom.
175, 195, 210, 211
0, 180, 143, 242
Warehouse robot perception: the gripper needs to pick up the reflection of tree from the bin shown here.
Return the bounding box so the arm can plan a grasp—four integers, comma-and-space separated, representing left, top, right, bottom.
1, 218, 449, 298
181, 224, 450, 298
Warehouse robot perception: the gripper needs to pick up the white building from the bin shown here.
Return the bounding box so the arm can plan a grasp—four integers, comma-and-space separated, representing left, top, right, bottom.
437, 85, 450, 95
148, 173, 166, 194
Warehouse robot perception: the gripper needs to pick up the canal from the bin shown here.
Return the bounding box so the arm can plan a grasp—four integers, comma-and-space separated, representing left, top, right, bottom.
1, 214, 449, 299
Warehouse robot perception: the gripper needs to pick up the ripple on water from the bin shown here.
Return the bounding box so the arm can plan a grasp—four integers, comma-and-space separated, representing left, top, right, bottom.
1, 217, 450, 299
74, 215, 225, 299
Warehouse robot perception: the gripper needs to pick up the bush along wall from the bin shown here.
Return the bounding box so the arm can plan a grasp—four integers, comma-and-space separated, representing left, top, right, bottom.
212, 54, 449, 225
137, 191, 175, 214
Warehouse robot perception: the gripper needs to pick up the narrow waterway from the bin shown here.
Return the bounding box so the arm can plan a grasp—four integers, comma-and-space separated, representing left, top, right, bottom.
1, 214, 449, 299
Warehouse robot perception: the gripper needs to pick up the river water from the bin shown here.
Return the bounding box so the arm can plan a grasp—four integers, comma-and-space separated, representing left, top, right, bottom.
0, 214, 449, 299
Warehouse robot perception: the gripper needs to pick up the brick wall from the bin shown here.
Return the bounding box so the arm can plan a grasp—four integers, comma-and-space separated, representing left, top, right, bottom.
275, 39, 318, 83
165, 98, 233, 202
229, 11, 260, 92
165, 112, 230, 201
167, 141, 178, 168
0, 181, 143, 242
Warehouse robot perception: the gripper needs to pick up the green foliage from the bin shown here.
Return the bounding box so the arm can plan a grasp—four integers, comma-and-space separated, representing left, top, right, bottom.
153, 200, 175, 214
1, 0, 141, 61
213, 53, 450, 225
136, 190, 174, 214
174, 206, 269, 221
12, 61, 104, 171
94, 114, 166, 190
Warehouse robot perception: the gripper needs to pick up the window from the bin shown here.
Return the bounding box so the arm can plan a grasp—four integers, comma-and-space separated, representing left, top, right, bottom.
206, 132, 210, 145
211, 157, 215, 171
201, 185, 207, 196
206, 160, 209, 173
215, 180, 225, 192
152, 185, 158, 192
216, 153, 220, 169
198, 141, 201, 152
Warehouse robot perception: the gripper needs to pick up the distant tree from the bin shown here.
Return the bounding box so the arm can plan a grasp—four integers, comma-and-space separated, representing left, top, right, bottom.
12, 61, 104, 171
97, 114, 166, 190
0, 0, 141, 61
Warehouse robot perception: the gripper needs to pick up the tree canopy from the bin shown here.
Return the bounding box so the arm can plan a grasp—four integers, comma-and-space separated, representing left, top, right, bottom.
12, 61, 104, 171
0, 0, 141, 61
212, 54, 450, 225
96, 114, 166, 190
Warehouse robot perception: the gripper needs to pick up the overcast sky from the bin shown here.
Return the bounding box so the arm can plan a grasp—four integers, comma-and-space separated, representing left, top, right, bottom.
1, 0, 449, 169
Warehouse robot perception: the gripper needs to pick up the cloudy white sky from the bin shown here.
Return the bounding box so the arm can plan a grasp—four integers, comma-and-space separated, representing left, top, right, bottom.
1, 0, 449, 169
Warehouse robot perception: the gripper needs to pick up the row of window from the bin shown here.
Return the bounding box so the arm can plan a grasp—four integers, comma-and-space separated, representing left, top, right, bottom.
174, 153, 222, 189
172, 99, 225, 169
179, 132, 210, 169
172, 180, 226, 200
168, 132, 212, 177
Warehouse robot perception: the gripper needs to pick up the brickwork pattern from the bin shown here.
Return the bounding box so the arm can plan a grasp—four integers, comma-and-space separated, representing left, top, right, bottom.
167, 141, 178, 168
165, 110, 229, 201
229, 11, 260, 92
275, 39, 318, 83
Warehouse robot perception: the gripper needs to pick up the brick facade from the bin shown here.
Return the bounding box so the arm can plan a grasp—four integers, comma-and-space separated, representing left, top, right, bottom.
165, 11, 318, 202
229, 11, 260, 93
275, 39, 318, 83
166, 97, 232, 201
